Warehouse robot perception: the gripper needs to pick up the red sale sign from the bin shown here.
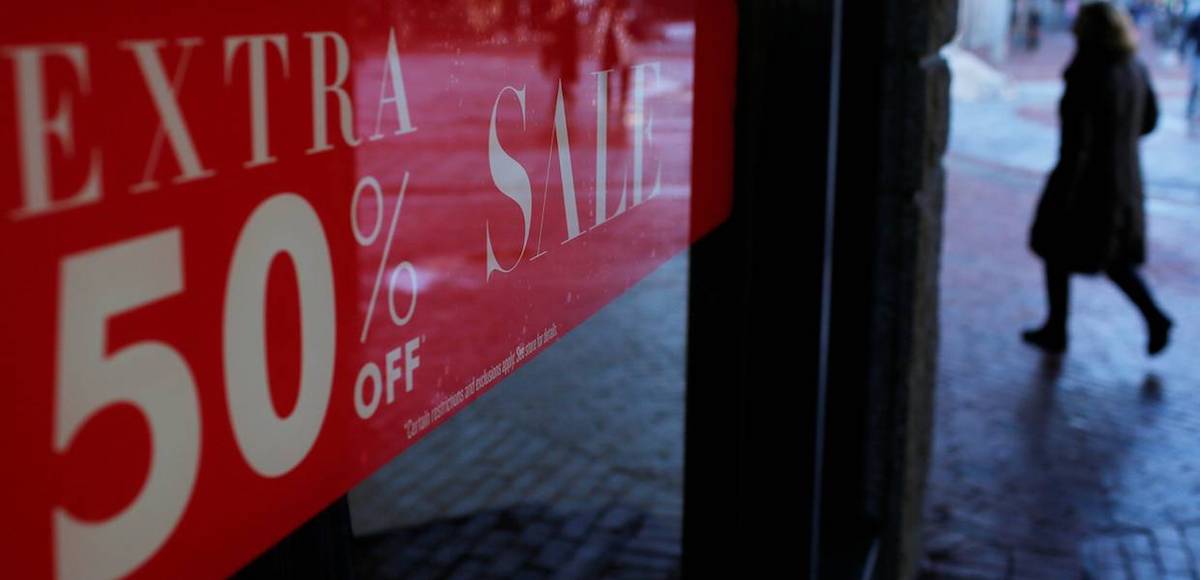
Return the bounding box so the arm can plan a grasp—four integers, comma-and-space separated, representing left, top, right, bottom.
0, 1, 734, 577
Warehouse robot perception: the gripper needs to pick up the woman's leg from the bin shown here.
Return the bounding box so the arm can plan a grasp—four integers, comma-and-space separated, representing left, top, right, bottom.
1043, 261, 1070, 335
1189, 74, 1200, 134
1189, 78, 1199, 122
1024, 261, 1069, 352
1107, 265, 1173, 354
1107, 265, 1164, 321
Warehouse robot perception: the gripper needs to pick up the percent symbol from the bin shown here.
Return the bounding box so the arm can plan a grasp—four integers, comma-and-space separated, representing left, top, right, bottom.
352, 172, 417, 343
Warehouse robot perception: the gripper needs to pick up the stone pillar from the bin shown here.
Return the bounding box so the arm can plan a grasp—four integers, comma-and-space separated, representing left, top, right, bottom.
873, 0, 957, 577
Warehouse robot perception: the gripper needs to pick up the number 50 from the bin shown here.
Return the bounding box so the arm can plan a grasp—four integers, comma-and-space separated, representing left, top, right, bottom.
54, 194, 336, 579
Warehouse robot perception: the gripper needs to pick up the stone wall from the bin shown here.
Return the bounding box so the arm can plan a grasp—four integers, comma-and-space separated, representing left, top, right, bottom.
873, 0, 957, 577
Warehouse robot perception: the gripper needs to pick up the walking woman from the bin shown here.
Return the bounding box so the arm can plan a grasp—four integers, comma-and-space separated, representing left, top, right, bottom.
1024, 2, 1173, 355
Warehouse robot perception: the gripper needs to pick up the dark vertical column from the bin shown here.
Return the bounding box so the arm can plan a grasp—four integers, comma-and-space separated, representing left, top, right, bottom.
234, 496, 355, 579
869, 3, 956, 576
817, 0, 890, 576
683, 0, 840, 578
818, 1, 959, 579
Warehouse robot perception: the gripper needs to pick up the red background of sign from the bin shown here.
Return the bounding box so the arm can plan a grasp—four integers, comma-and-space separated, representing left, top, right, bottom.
0, 1, 734, 577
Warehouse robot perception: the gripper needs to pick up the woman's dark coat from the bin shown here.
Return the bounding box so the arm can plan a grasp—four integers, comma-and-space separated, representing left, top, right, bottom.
1030, 51, 1159, 273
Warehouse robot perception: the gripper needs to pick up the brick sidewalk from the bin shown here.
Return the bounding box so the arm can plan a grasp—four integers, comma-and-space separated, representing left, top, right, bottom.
354, 505, 680, 580
348, 253, 687, 579
922, 154, 1200, 579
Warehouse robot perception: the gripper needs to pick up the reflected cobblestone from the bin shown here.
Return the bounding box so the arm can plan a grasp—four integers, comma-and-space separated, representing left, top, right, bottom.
349, 254, 686, 578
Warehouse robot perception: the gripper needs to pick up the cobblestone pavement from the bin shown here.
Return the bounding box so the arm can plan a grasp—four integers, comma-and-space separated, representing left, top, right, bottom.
924, 32, 1200, 579
354, 505, 681, 580
349, 252, 686, 579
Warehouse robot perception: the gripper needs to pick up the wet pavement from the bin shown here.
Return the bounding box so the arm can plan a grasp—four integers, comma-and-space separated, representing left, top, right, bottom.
922, 32, 1200, 579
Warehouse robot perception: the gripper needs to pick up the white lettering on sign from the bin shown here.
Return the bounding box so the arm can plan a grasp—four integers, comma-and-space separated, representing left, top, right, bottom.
370, 28, 417, 141
2, 28, 420, 219
531, 80, 584, 262
123, 38, 214, 193
224, 34, 289, 168
224, 193, 336, 477
0, 19, 672, 575
485, 85, 533, 281
485, 63, 663, 279
631, 62, 663, 205
347, 170, 426, 420
591, 69, 625, 229
56, 229, 199, 580
355, 338, 421, 420
5, 43, 102, 219
51, 183, 409, 574
305, 31, 359, 154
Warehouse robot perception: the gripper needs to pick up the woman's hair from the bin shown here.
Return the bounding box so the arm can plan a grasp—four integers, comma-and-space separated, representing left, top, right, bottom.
1073, 2, 1138, 55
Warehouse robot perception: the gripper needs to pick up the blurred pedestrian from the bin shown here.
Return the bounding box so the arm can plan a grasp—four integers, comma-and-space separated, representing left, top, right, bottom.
1183, 11, 1200, 132
1027, 4, 1042, 51
595, 0, 633, 122
540, 0, 580, 105
1024, 3, 1173, 355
